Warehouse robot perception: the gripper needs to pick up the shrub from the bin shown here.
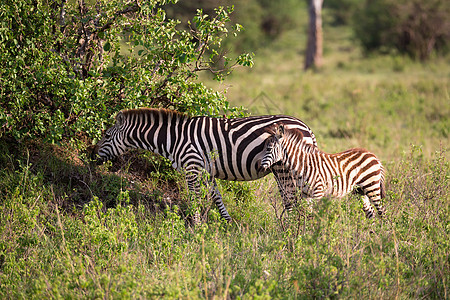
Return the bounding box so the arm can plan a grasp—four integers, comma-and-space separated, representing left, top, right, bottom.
0, 0, 252, 145
353, 0, 449, 60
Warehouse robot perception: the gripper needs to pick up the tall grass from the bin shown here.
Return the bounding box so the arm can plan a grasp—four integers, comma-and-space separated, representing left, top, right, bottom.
0, 142, 448, 298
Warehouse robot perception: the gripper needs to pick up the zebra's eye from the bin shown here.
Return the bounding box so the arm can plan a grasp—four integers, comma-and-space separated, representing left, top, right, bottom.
104, 130, 114, 139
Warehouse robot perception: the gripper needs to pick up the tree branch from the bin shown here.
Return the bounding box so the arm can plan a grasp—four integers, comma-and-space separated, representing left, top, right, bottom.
59, 0, 67, 30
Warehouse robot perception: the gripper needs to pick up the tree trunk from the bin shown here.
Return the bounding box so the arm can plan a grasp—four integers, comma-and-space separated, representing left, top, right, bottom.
304, 0, 323, 70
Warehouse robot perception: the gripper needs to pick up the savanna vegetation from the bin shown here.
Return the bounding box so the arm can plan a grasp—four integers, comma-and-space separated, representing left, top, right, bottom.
1, 0, 449, 298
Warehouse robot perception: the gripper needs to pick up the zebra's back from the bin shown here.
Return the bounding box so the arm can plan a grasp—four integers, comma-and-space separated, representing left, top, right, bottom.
186, 114, 317, 181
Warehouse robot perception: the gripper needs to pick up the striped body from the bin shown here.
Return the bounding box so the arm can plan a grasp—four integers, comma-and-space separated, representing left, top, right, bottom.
95, 108, 317, 221
261, 124, 386, 218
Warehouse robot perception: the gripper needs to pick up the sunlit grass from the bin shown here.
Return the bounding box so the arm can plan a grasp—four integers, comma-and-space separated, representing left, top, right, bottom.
0, 141, 447, 298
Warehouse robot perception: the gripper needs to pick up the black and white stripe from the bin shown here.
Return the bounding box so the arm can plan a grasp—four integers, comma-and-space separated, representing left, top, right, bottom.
95, 108, 317, 221
261, 124, 386, 219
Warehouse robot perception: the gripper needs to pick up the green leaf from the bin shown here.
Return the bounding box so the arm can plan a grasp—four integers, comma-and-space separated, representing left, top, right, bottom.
103, 42, 111, 52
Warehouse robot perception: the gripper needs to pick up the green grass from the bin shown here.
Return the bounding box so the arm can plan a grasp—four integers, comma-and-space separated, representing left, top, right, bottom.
1, 20, 449, 299
0, 143, 448, 298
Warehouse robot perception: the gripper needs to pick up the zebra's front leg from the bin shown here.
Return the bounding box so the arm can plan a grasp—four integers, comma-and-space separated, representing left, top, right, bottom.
272, 168, 299, 213
185, 168, 231, 222
185, 169, 203, 224
209, 179, 232, 222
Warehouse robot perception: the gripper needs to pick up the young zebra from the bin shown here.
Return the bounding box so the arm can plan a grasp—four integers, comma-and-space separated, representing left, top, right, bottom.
260, 124, 386, 219
94, 108, 318, 221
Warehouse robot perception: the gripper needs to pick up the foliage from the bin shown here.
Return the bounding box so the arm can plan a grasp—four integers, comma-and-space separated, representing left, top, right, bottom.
353, 0, 450, 60
165, 0, 307, 52
0, 0, 252, 144
233, 0, 304, 51
0, 138, 448, 298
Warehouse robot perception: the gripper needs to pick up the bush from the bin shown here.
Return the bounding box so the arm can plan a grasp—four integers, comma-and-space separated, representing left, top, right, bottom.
165, 0, 306, 52
0, 0, 252, 145
353, 0, 449, 60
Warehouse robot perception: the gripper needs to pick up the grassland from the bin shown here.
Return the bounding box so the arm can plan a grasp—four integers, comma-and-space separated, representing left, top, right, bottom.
1, 17, 449, 299
206, 24, 449, 161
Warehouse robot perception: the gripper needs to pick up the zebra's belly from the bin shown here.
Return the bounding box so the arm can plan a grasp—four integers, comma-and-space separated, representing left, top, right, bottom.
327, 185, 354, 198
320, 173, 356, 198
213, 168, 271, 181
302, 179, 352, 199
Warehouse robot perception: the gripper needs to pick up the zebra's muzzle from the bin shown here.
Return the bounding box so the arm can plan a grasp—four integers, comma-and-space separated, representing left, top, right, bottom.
95, 156, 106, 165
257, 162, 270, 173
93, 152, 115, 165
88, 145, 105, 165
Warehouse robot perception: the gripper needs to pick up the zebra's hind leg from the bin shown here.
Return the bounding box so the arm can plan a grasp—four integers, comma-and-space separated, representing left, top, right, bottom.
209, 179, 232, 222
360, 183, 385, 218
360, 195, 375, 219
368, 193, 385, 217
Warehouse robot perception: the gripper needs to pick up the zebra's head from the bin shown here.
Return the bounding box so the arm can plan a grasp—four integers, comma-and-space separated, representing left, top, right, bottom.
260, 123, 311, 172
259, 124, 286, 172
94, 111, 128, 164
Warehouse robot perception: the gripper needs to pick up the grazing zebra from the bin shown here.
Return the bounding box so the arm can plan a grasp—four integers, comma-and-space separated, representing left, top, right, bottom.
94, 108, 318, 221
260, 124, 386, 218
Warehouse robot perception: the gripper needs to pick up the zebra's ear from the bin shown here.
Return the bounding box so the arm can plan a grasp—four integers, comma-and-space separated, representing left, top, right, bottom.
115, 111, 125, 127
275, 124, 285, 138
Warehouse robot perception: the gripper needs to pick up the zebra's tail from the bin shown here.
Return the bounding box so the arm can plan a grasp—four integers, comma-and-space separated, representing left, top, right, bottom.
380, 165, 386, 199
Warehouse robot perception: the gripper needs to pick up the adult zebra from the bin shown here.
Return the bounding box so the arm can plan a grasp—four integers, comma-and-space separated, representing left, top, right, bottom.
260, 124, 386, 219
94, 108, 318, 221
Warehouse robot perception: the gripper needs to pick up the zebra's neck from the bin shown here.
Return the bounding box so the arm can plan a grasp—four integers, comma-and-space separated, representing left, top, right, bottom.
122, 108, 188, 160
283, 136, 337, 188
282, 136, 319, 173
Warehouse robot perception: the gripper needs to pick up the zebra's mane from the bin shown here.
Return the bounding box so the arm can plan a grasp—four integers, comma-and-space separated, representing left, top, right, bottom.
279, 126, 319, 154
120, 107, 186, 119
283, 126, 373, 157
